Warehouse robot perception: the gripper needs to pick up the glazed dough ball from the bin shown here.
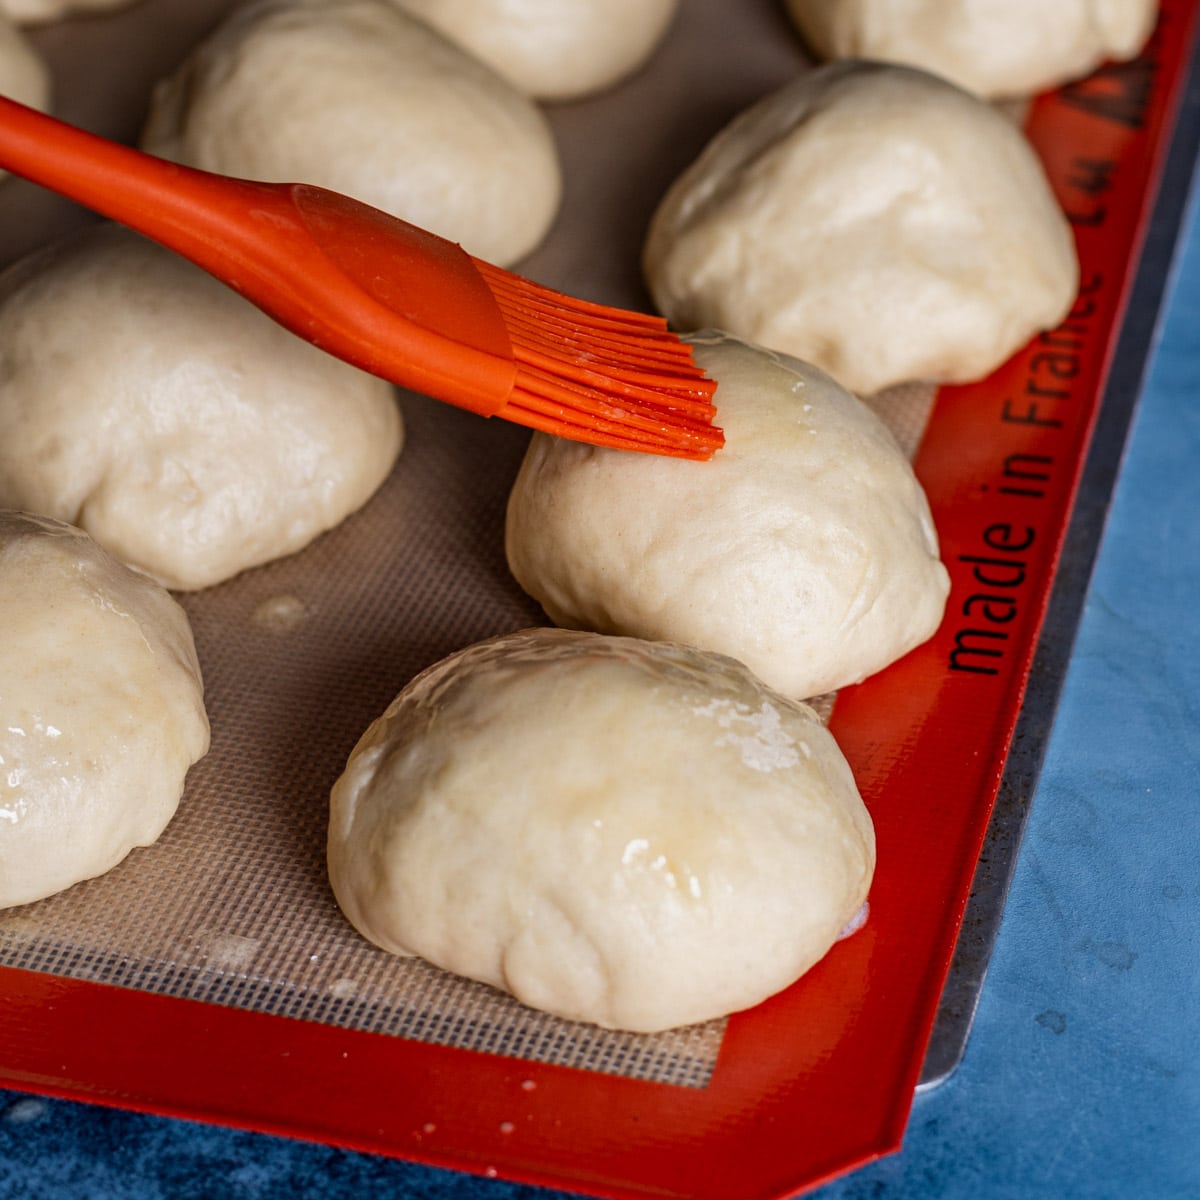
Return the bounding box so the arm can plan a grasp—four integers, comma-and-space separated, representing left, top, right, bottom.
506, 333, 949, 701
328, 627, 875, 1032
0, 223, 403, 591
0, 17, 49, 160
141, 0, 561, 267
0, 512, 210, 910
784, 0, 1158, 99
386, 0, 678, 99
643, 61, 1079, 397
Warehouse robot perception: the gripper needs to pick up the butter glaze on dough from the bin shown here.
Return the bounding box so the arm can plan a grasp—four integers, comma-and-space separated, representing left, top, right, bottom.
0, 223, 403, 591
327, 628, 875, 1032
0, 512, 210, 910
141, 0, 562, 267
506, 332, 950, 702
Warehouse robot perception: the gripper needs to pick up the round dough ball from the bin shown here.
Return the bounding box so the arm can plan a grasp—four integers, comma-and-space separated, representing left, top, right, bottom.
506, 332, 950, 700
0, 17, 49, 171
141, 0, 562, 267
0, 0, 133, 23
0, 223, 404, 591
0, 512, 210, 910
784, 0, 1158, 99
643, 61, 1079, 397
385, 0, 678, 100
327, 627, 875, 1032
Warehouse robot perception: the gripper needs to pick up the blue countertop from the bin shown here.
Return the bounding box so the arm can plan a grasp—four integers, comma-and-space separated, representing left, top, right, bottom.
3, 157, 1198, 1200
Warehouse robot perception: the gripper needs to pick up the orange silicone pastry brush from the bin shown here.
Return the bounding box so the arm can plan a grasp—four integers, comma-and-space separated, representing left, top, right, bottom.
0, 95, 722, 460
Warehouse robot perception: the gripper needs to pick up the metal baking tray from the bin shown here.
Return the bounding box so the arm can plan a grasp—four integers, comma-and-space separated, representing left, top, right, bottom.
1, 1, 1197, 1196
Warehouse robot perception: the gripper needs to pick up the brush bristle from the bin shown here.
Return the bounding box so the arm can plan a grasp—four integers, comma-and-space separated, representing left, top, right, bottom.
473, 260, 722, 460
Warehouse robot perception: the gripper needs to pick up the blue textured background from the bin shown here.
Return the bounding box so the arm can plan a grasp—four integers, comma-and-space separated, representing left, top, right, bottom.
3, 150, 1198, 1200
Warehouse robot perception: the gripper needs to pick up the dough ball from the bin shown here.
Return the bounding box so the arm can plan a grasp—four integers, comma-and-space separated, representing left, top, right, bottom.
0, 512, 210, 910
327, 627, 875, 1032
0, 223, 403, 591
0, 17, 49, 169
0, 0, 133, 23
643, 61, 1079, 397
385, 0, 678, 100
141, 0, 562, 267
784, 0, 1158, 99
506, 332, 950, 701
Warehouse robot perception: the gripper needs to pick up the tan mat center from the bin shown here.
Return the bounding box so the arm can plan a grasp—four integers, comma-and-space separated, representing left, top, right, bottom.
0, 0, 935, 1089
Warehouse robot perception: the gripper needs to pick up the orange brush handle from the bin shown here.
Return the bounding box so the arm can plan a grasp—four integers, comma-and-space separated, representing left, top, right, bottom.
0, 94, 518, 415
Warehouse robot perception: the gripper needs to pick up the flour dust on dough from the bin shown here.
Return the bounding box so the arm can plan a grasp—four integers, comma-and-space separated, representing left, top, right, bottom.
327, 627, 875, 1032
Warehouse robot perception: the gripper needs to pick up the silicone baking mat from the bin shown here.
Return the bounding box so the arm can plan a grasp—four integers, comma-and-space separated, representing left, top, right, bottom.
1, 1, 1197, 1196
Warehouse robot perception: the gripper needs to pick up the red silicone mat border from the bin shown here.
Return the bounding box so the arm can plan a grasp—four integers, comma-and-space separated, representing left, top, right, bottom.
1, 6, 1196, 1197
